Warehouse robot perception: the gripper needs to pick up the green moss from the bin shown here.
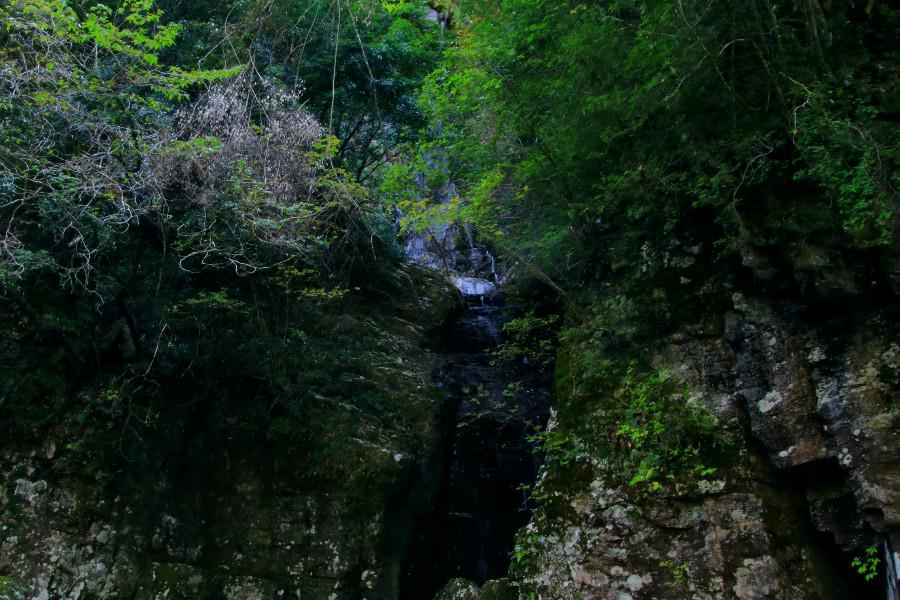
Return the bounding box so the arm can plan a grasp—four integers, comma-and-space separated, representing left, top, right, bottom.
0, 577, 25, 600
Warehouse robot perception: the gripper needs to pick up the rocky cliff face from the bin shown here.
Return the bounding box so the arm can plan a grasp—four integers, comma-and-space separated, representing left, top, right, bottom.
0, 264, 459, 600
510, 303, 896, 599
445, 240, 899, 599
3, 226, 897, 600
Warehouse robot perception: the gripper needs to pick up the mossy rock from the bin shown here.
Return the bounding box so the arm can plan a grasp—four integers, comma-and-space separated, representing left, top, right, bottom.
434, 578, 480, 600
220, 576, 280, 600
0, 577, 25, 600
479, 579, 517, 600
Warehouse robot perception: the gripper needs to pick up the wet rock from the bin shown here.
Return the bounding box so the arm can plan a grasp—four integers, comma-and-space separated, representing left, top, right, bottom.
451, 276, 496, 298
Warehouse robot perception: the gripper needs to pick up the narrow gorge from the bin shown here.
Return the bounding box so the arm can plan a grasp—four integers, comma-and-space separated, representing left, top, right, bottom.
1, 1, 898, 599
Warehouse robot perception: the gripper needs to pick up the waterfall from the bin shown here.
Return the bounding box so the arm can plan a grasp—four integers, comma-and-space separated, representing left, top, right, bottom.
398, 278, 551, 599
464, 223, 478, 258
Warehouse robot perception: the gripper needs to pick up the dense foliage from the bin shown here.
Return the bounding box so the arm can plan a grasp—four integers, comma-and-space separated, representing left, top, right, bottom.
159, 0, 445, 181
0, 0, 444, 483
403, 0, 899, 262
387, 0, 899, 488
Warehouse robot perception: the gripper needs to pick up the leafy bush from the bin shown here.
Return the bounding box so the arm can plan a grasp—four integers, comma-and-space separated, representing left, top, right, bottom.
612, 363, 720, 489
493, 312, 559, 368
0, 0, 389, 472
851, 545, 881, 582
552, 309, 728, 491
394, 0, 899, 295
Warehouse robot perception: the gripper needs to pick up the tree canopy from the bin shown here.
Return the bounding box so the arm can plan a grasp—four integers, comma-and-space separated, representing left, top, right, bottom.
395, 0, 899, 286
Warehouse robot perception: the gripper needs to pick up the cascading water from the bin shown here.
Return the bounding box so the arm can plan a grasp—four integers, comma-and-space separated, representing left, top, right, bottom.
396, 221, 552, 599
399, 286, 551, 599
